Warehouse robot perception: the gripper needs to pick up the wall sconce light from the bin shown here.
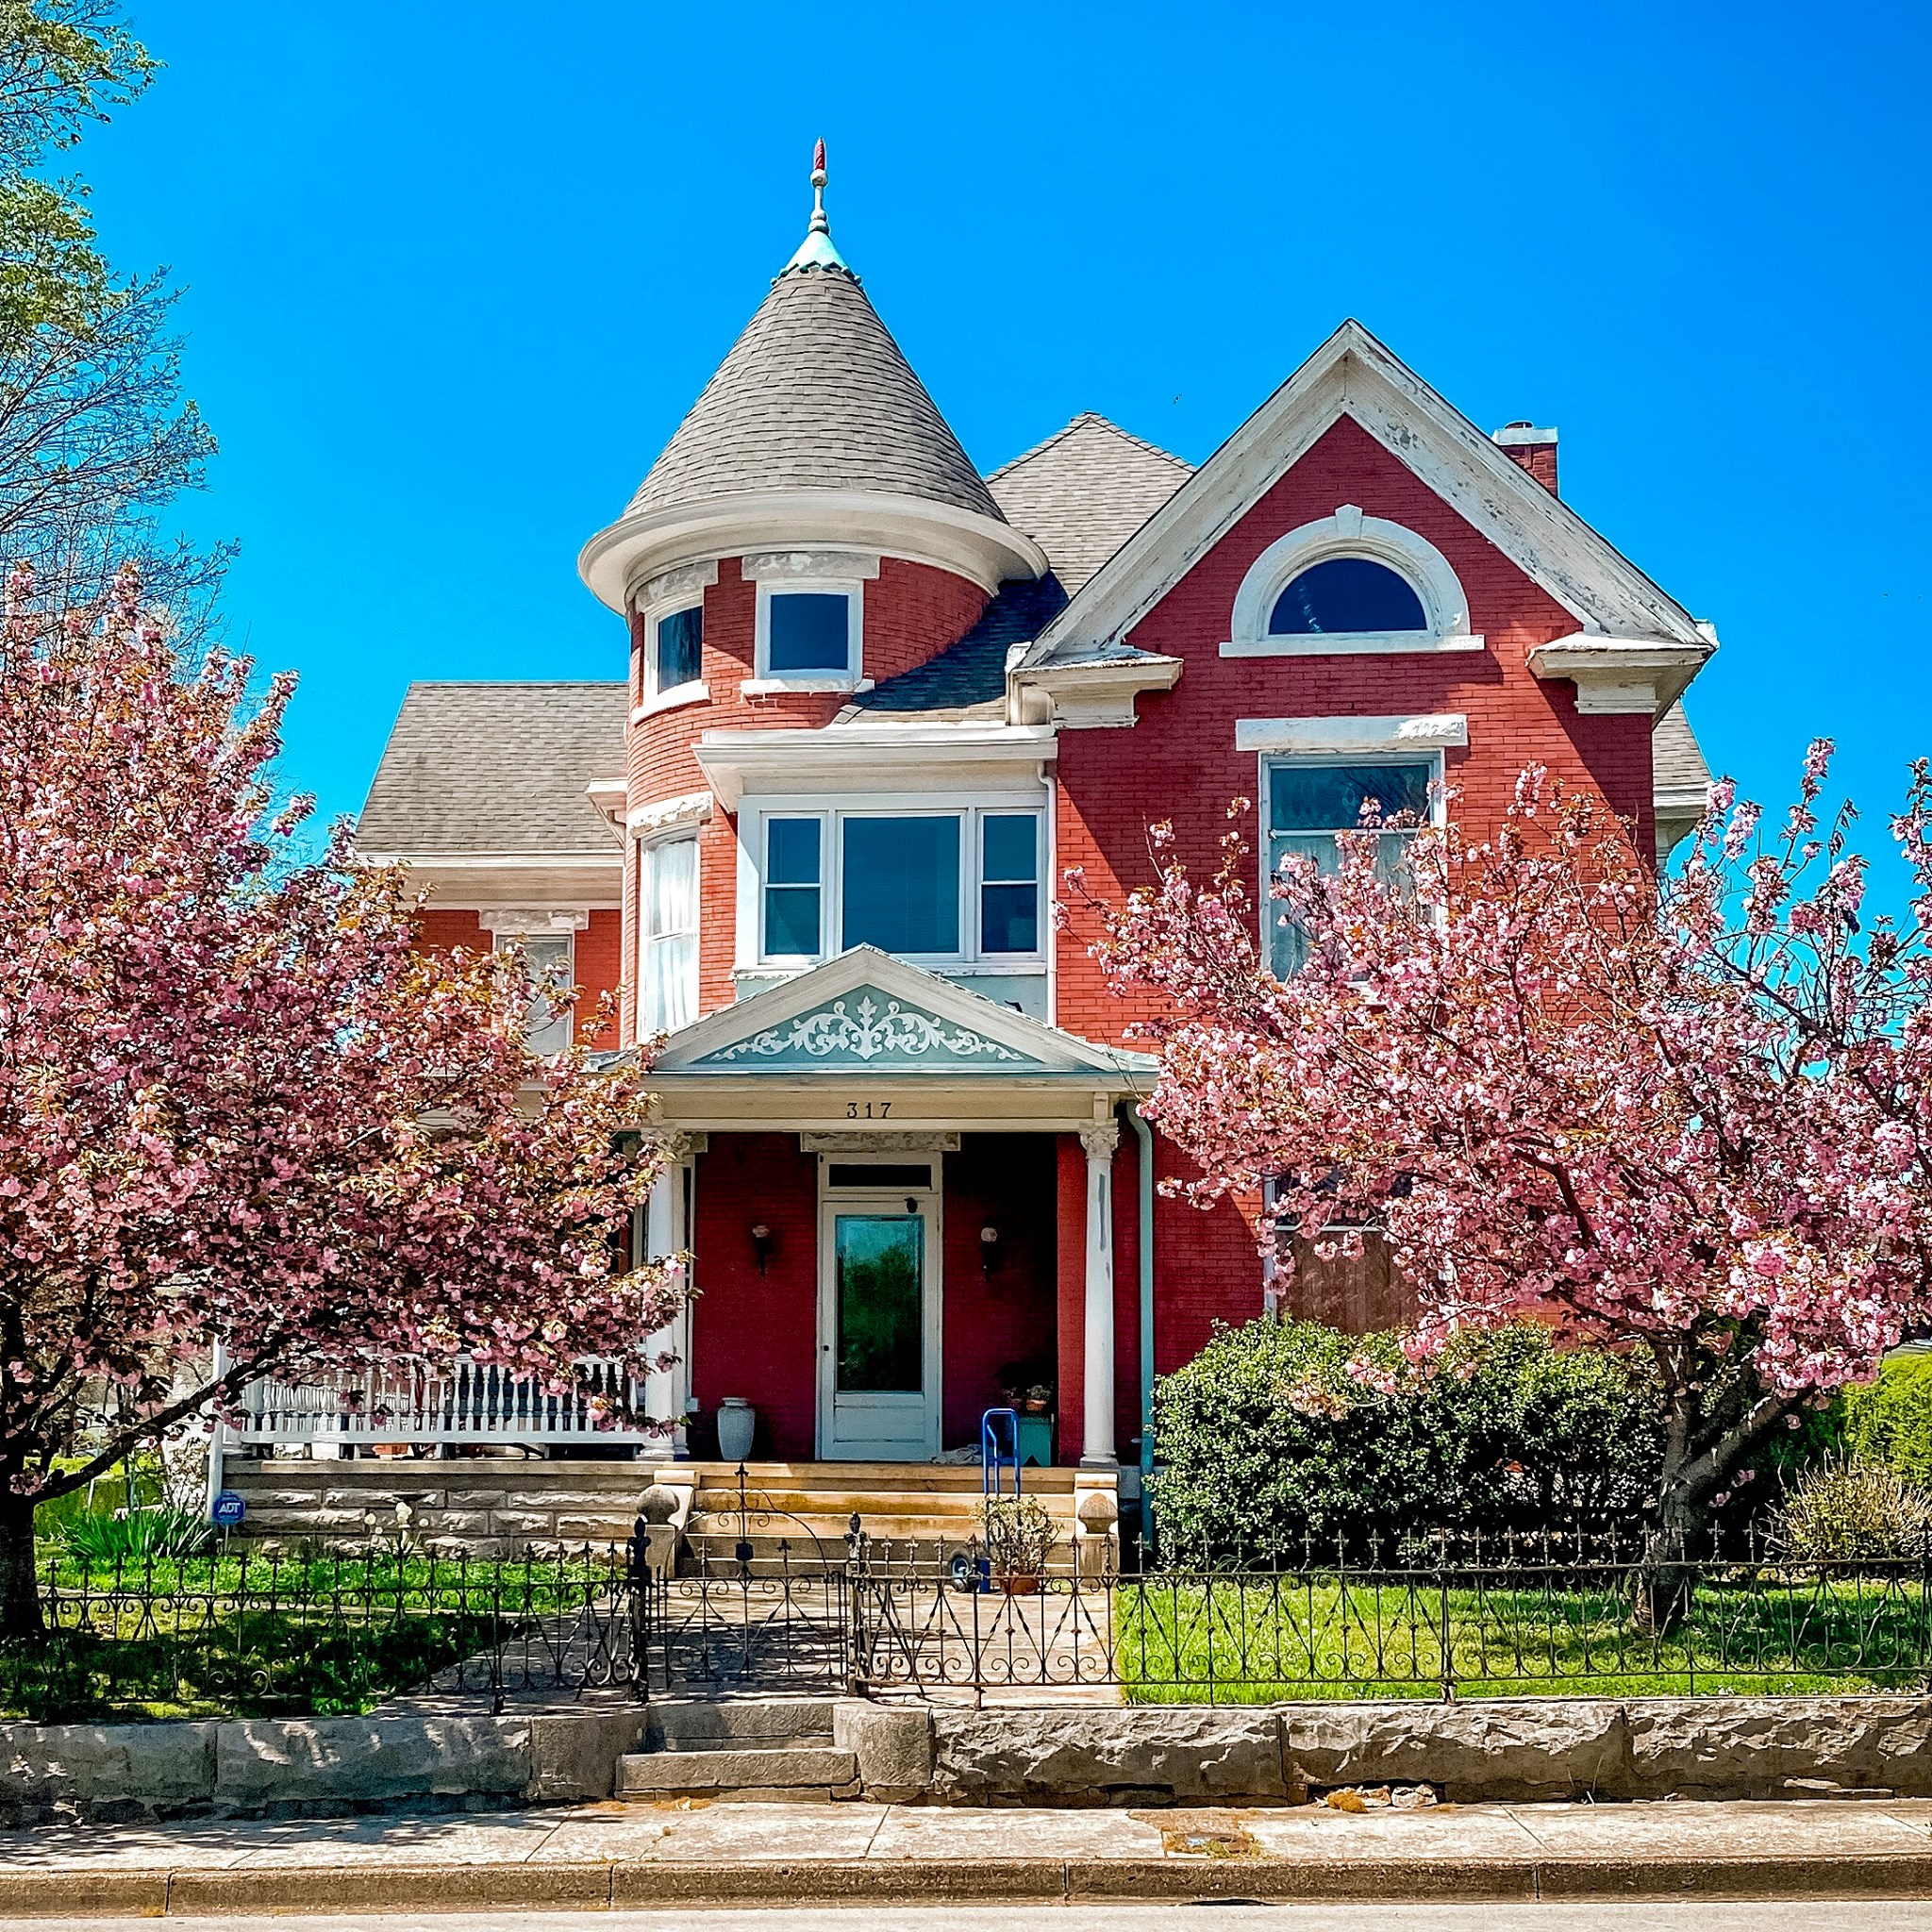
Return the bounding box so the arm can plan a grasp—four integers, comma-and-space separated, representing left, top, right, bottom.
979, 1224, 1000, 1277
749, 1222, 773, 1276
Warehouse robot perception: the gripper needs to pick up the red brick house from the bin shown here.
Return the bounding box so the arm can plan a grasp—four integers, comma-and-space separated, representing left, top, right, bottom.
357, 158, 1713, 1492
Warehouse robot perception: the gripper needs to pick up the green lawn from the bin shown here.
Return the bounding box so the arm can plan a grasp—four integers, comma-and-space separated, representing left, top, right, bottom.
1114, 1573, 1932, 1704
4, 1548, 625, 1723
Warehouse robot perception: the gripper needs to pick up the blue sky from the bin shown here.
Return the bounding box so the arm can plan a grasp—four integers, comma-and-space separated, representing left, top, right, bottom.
85, 2, 1929, 885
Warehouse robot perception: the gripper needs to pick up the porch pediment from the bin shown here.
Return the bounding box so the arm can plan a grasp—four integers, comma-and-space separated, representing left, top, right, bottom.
653, 946, 1155, 1084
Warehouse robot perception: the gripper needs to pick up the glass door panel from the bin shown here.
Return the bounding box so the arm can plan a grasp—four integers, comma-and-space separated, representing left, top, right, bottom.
835, 1216, 924, 1393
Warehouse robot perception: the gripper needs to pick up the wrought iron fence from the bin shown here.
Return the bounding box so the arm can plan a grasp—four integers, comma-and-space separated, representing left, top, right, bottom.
8, 1518, 1929, 1722
8, 1541, 640, 1723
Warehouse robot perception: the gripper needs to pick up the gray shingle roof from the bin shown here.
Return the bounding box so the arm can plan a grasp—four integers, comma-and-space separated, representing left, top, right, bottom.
358, 683, 625, 857
627, 264, 1003, 522
851, 575, 1070, 720
1652, 700, 1710, 795
988, 413, 1192, 592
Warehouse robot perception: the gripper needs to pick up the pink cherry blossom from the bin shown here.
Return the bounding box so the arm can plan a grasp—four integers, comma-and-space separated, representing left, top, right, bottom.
0, 566, 680, 1638
1078, 746, 1932, 1550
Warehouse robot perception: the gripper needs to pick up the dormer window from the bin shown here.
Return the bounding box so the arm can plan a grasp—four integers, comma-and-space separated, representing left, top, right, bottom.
1224, 508, 1480, 658
1270, 558, 1426, 637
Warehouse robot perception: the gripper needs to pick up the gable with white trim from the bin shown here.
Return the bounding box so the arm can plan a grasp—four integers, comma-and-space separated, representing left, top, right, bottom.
1015, 320, 1712, 719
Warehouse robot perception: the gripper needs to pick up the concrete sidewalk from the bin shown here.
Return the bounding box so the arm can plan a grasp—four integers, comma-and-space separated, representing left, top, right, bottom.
4, 1797, 1932, 1914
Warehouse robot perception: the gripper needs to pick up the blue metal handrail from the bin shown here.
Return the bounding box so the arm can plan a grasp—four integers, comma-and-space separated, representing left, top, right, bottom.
980, 1407, 1020, 1500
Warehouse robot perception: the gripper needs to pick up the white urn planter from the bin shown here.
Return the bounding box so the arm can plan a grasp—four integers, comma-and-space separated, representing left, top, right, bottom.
716, 1397, 757, 1464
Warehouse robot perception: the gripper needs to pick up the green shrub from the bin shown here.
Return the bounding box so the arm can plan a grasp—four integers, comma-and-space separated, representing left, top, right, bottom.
1839, 1354, 1932, 1485
1148, 1319, 1665, 1562
1775, 1458, 1932, 1561
58, 1505, 212, 1565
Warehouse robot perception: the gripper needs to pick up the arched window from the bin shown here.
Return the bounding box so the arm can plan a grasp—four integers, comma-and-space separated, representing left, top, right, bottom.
1224, 509, 1478, 658
1269, 558, 1427, 637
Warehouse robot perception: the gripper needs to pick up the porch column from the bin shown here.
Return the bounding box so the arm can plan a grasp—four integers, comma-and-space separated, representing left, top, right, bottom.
1079, 1121, 1119, 1469
640, 1132, 700, 1460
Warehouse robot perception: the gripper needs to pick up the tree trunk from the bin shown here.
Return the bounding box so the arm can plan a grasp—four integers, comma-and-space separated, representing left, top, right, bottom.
1633, 1485, 1705, 1635
0, 1486, 43, 1643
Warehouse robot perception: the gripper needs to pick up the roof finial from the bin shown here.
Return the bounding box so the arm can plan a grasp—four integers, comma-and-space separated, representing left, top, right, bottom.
783, 136, 847, 275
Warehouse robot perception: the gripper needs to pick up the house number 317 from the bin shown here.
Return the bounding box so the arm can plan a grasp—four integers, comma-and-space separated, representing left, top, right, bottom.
844, 1100, 892, 1119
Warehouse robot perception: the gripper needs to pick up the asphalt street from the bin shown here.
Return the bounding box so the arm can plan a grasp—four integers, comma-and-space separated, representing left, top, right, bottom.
39, 1907, 1932, 1930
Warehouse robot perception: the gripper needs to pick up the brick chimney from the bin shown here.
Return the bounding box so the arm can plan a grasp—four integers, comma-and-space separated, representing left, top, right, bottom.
1492, 421, 1558, 494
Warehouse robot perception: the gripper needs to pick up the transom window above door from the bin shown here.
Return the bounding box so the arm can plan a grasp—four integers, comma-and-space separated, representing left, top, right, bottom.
757, 807, 1044, 964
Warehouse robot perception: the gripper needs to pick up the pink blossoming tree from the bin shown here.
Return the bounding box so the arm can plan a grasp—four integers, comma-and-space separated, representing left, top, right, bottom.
0, 568, 681, 1640
1080, 750, 1932, 1614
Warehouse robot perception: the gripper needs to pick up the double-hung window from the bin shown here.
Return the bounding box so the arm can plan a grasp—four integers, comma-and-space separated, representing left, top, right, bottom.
758, 808, 1043, 964
640, 834, 699, 1033
1263, 759, 1434, 978
763, 817, 823, 958
979, 813, 1040, 954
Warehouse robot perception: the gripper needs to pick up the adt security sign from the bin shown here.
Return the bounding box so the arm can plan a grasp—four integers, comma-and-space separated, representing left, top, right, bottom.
211, 1490, 246, 1529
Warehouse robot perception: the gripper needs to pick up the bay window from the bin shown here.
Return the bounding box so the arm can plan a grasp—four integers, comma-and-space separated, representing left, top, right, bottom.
640, 833, 699, 1033
756, 806, 1044, 966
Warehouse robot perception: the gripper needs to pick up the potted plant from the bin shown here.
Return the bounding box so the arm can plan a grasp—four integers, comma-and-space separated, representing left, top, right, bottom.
982, 1494, 1056, 1594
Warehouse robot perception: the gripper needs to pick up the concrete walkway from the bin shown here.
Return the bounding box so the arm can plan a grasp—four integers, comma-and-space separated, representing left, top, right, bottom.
5, 1798, 1932, 1914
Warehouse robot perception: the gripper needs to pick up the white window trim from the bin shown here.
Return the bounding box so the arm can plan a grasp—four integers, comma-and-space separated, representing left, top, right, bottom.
632, 681, 709, 724
750, 576, 867, 691
633, 559, 717, 708
1256, 742, 1449, 974
737, 792, 1048, 972
1235, 713, 1469, 755
1221, 508, 1481, 658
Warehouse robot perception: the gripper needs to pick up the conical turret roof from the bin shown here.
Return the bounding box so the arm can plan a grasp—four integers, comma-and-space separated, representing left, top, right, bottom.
580, 149, 1043, 612
625, 260, 1003, 522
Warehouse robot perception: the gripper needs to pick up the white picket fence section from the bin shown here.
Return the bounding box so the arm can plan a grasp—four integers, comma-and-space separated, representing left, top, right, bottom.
236, 1356, 655, 1451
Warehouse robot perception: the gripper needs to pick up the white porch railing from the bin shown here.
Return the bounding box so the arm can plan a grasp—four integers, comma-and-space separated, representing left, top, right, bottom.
236, 1357, 657, 1451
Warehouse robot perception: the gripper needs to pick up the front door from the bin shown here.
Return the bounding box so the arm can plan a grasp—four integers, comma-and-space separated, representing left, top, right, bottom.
817, 1184, 941, 1460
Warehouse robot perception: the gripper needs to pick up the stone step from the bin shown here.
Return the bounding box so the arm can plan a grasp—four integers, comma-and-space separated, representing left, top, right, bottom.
648, 1699, 840, 1749
616, 1746, 858, 1797
686, 1460, 1079, 1492
693, 1490, 1077, 1519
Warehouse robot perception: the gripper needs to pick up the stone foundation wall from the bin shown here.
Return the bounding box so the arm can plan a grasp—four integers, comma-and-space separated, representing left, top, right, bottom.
228, 1458, 649, 1549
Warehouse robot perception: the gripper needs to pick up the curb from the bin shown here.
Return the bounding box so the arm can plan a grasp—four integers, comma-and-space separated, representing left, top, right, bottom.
5, 1851, 1932, 1915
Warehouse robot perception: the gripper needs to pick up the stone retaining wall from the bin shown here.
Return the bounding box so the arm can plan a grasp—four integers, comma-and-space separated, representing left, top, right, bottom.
0, 1710, 646, 1829
7, 1697, 1928, 1825
921, 1698, 1932, 1807
228, 1458, 646, 1548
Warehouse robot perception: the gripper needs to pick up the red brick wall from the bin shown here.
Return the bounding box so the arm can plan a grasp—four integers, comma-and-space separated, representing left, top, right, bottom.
1053, 413, 1657, 1386
416, 908, 486, 955
941, 1135, 1058, 1449
574, 908, 623, 1047
625, 555, 991, 1024
689, 1133, 820, 1459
